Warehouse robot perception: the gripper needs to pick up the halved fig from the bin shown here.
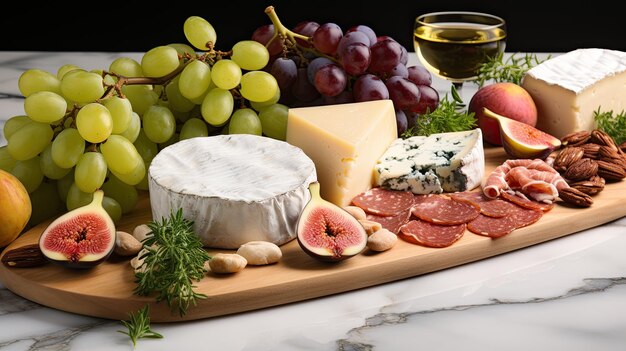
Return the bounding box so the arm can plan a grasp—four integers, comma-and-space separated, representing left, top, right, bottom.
483, 107, 561, 160
39, 189, 116, 269
297, 182, 367, 262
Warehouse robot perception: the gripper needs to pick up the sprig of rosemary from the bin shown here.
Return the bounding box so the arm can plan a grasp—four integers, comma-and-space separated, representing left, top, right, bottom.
402, 87, 475, 138
134, 208, 211, 317
118, 305, 163, 348
594, 107, 626, 145
473, 52, 549, 87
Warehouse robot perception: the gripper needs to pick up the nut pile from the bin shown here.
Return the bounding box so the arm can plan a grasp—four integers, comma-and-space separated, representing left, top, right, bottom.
551, 129, 626, 207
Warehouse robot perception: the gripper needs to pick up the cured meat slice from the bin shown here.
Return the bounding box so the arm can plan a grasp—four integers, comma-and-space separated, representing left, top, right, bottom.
411, 194, 480, 225
449, 191, 517, 218
500, 190, 555, 212
366, 210, 411, 235
467, 205, 543, 238
351, 187, 415, 216
399, 219, 466, 248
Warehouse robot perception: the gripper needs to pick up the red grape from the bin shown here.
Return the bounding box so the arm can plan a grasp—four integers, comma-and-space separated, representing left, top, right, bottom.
407, 65, 432, 86
385, 76, 421, 110
369, 39, 403, 74
312, 23, 343, 55
293, 67, 320, 102
347, 25, 377, 46
252, 24, 283, 56
323, 90, 354, 105
395, 109, 408, 135
270, 57, 297, 91
314, 64, 348, 97
307, 56, 334, 84
293, 21, 320, 48
388, 63, 408, 78
340, 43, 371, 76
353, 74, 389, 102
337, 31, 370, 57
410, 85, 439, 114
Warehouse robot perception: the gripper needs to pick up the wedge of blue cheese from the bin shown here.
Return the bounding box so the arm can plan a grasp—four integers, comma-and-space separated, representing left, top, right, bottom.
374, 129, 484, 194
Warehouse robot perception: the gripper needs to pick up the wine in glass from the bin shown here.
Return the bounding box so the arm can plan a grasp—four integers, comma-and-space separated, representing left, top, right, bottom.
413, 11, 507, 92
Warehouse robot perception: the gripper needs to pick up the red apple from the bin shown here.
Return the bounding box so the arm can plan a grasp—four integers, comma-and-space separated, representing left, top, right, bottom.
468, 82, 538, 145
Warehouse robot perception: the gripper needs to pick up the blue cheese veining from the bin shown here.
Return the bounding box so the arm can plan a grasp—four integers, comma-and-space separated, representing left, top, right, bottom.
374, 129, 484, 194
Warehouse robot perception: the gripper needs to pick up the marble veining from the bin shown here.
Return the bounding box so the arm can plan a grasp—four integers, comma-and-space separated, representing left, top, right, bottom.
1, 51, 625, 351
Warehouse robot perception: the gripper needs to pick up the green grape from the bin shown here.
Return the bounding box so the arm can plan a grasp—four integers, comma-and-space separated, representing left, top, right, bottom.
99, 134, 143, 175
102, 96, 132, 134
228, 108, 262, 135
165, 76, 195, 112
259, 103, 289, 141
66, 182, 93, 210
180, 118, 209, 140
0, 146, 17, 171
51, 127, 85, 168
7, 121, 53, 161
172, 107, 192, 122
118, 111, 141, 143
60, 70, 105, 103
56, 64, 81, 79
40, 144, 72, 180
18, 68, 61, 97
141, 46, 180, 78
184, 16, 217, 50
201, 88, 234, 126
56, 169, 74, 203
24, 91, 67, 123
179, 60, 211, 100
121, 85, 158, 116
240, 71, 278, 102
102, 174, 139, 214
158, 132, 179, 150
74, 151, 107, 193
110, 158, 145, 186
142, 105, 176, 143
11, 156, 43, 193
168, 43, 197, 62
109, 57, 143, 77
76, 103, 113, 143
26, 179, 65, 230
134, 129, 158, 164
3, 115, 31, 140
211, 59, 241, 90
250, 88, 281, 111
231, 40, 270, 71
102, 196, 122, 223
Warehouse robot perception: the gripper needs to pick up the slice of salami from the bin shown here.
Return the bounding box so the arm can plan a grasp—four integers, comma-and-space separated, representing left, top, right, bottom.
500, 190, 555, 212
366, 210, 411, 235
468, 204, 543, 238
449, 191, 517, 218
352, 187, 416, 216
411, 194, 479, 225
399, 219, 466, 248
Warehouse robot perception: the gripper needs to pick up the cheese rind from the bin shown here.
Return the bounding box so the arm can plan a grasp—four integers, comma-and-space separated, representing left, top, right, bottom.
521, 48, 626, 139
375, 129, 484, 194
148, 135, 317, 249
286, 100, 397, 206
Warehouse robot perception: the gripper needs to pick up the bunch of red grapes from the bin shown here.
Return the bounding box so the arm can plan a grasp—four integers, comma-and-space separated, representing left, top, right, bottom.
251, 21, 440, 135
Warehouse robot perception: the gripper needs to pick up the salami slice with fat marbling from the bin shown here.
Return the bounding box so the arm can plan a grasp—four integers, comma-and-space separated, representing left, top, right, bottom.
399, 219, 466, 248
500, 190, 555, 212
366, 210, 411, 235
411, 194, 480, 225
351, 187, 415, 216
449, 191, 517, 218
467, 204, 543, 238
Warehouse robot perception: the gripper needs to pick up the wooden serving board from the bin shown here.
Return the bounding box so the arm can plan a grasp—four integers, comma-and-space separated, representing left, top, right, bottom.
1, 147, 625, 323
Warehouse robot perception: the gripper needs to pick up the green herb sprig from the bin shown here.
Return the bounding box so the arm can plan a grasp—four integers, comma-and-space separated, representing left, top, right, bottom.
594, 107, 626, 145
473, 52, 549, 87
118, 305, 163, 348
402, 86, 476, 138
134, 208, 211, 317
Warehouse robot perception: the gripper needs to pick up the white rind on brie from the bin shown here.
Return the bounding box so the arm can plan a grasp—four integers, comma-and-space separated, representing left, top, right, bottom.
148, 135, 317, 249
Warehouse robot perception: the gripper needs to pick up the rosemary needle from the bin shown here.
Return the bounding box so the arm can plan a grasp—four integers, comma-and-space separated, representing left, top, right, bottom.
118, 305, 163, 348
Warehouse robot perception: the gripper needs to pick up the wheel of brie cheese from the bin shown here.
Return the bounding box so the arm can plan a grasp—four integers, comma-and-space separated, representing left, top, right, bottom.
148, 134, 317, 249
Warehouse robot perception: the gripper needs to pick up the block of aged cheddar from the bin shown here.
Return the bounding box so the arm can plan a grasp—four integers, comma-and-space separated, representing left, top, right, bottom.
148, 135, 317, 249
521, 48, 626, 139
375, 129, 484, 194
286, 100, 397, 207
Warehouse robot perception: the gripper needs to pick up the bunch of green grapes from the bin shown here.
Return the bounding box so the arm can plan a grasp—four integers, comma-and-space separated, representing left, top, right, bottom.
0, 15, 289, 228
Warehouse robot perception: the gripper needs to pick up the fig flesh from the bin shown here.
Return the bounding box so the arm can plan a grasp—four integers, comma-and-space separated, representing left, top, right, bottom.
296, 182, 367, 262
39, 189, 116, 269
483, 107, 561, 160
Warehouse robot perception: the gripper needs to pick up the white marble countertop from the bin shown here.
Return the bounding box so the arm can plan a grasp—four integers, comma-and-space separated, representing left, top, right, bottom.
1, 51, 625, 351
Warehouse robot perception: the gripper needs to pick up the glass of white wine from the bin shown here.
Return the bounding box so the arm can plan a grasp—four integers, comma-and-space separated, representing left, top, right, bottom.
414, 11, 507, 92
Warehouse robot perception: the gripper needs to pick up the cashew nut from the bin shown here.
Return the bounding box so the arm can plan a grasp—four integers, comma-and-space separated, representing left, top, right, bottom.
367, 228, 397, 252
132, 224, 152, 243
358, 219, 382, 235
342, 205, 367, 220
236, 241, 282, 265
208, 253, 247, 274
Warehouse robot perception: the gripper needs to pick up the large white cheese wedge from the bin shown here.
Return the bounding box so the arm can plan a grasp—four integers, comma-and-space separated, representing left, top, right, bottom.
521, 48, 626, 139
148, 135, 317, 249
375, 129, 484, 194
286, 100, 397, 207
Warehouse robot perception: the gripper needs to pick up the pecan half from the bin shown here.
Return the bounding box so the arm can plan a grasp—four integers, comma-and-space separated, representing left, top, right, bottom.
590, 129, 618, 151
561, 130, 591, 146
598, 145, 621, 159
570, 175, 606, 195
1, 244, 47, 268
580, 143, 601, 159
553, 146, 584, 172
558, 187, 593, 207
563, 158, 598, 182
619, 141, 626, 153
597, 159, 626, 181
